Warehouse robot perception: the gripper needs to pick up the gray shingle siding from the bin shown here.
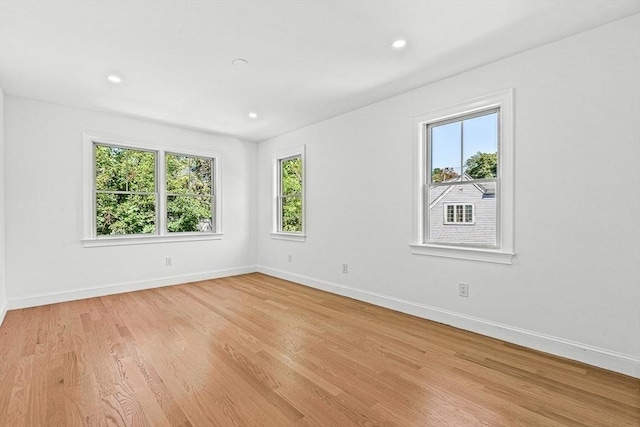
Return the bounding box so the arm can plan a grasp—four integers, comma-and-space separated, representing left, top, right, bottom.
428, 183, 496, 246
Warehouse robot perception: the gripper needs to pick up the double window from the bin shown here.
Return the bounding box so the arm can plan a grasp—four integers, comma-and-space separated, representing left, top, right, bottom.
271, 146, 305, 241
411, 89, 514, 264
83, 134, 221, 246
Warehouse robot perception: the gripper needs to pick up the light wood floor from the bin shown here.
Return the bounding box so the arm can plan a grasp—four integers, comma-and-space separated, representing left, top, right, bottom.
0, 273, 638, 426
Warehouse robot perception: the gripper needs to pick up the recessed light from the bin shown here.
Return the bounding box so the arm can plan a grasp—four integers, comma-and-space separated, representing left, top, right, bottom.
248, 112, 258, 119
106, 74, 122, 84
232, 58, 249, 68
391, 39, 407, 49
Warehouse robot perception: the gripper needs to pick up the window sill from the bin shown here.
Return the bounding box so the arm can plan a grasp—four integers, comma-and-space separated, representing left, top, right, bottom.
410, 244, 514, 264
83, 233, 224, 248
270, 232, 306, 242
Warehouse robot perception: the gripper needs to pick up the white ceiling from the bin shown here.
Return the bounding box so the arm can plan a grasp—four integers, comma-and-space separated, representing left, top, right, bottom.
1, 1, 638, 142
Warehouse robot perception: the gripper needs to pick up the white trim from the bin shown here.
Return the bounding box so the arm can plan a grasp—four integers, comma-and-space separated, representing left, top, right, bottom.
269, 232, 307, 242
257, 266, 639, 378
0, 301, 7, 327
6, 266, 257, 310
82, 132, 223, 242
82, 232, 224, 247
409, 244, 514, 264
272, 145, 306, 237
411, 89, 514, 262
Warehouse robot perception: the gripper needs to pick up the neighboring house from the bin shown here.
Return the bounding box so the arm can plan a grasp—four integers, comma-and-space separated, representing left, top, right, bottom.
429, 173, 496, 247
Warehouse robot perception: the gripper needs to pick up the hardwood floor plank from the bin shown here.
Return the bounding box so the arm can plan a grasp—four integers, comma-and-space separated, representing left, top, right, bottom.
45, 352, 66, 426
0, 272, 637, 426
126, 343, 192, 427
4, 355, 32, 427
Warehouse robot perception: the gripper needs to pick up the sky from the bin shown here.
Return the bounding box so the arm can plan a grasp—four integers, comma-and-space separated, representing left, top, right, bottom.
431, 112, 497, 176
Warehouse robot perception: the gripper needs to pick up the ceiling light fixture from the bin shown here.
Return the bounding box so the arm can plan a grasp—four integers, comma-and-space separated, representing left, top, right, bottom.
248, 112, 258, 119
106, 74, 122, 84
391, 39, 407, 49
232, 58, 249, 68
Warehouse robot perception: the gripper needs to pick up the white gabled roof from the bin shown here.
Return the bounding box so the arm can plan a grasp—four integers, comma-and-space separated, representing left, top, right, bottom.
428, 173, 495, 209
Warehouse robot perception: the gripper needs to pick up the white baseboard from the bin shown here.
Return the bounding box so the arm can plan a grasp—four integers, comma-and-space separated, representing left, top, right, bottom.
257, 265, 640, 379
0, 300, 7, 327
6, 266, 258, 311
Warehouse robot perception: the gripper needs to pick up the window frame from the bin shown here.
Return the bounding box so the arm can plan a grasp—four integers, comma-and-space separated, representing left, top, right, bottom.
410, 89, 515, 264
82, 133, 223, 247
271, 145, 306, 242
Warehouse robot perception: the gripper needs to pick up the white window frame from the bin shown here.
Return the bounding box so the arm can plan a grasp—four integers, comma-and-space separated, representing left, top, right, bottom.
410, 89, 515, 264
444, 203, 475, 225
271, 145, 306, 242
82, 132, 223, 247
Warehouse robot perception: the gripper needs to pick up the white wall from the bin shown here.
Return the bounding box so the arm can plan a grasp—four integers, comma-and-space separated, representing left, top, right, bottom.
257, 15, 640, 376
0, 87, 6, 323
4, 97, 257, 307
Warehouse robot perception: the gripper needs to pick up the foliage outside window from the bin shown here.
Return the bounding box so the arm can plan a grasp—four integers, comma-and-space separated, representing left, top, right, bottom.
278, 155, 303, 233
166, 154, 214, 233
86, 135, 220, 244
95, 145, 157, 235
271, 146, 305, 241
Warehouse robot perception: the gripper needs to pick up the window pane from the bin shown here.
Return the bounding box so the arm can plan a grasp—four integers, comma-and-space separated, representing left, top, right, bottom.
96, 193, 156, 235
446, 205, 454, 223
430, 121, 461, 183
280, 156, 302, 195
281, 196, 302, 232
167, 195, 213, 232
429, 184, 496, 247
462, 112, 498, 179
95, 145, 155, 192
465, 205, 473, 222
166, 154, 212, 195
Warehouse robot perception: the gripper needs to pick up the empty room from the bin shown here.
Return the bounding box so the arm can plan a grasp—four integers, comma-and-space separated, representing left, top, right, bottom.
0, 1, 639, 426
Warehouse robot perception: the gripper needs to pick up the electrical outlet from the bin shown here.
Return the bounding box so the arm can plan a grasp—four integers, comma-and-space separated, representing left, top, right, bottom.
459, 283, 469, 297
288, 254, 292, 263
165, 256, 173, 267
342, 264, 348, 274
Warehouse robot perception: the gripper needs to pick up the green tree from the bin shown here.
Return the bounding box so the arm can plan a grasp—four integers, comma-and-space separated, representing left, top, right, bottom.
95, 145, 156, 235
280, 157, 302, 232
95, 147, 214, 235
464, 152, 497, 179
432, 167, 459, 183
166, 154, 213, 232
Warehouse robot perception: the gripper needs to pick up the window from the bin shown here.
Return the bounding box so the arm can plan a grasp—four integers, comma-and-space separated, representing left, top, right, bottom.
411, 89, 514, 264
427, 110, 497, 247
166, 153, 214, 233
445, 204, 474, 224
271, 146, 305, 241
83, 134, 222, 246
95, 144, 157, 235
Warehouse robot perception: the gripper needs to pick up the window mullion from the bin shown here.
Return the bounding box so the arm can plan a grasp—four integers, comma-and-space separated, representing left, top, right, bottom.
277, 195, 283, 231
460, 120, 464, 179
158, 151, 166, 236
211, 158, 216, 233
92, 143, 98, 238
